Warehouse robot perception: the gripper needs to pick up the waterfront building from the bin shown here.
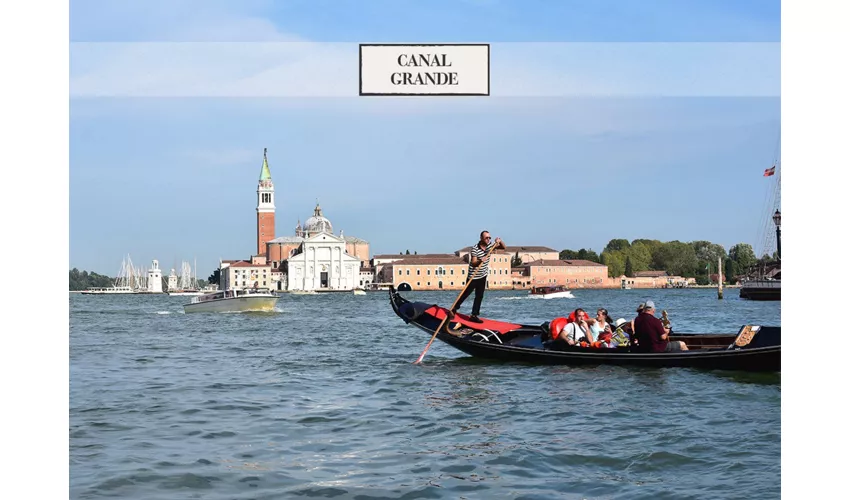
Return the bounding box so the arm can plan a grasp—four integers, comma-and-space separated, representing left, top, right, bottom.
379, 251, 515, 291
220, 258, 273, 291
512, 259, 608, 289
219, 148, 372, 292
383, 255, 467, 291
623, 271, 695, 289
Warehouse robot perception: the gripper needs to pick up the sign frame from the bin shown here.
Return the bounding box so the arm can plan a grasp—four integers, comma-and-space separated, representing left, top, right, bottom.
359, 43, 491, 97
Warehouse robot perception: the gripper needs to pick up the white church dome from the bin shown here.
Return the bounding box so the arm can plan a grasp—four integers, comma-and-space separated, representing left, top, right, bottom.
304, 203, 333, 235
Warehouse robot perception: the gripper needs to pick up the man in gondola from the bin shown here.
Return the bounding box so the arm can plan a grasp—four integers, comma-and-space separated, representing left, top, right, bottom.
633, 300, 688, 352
449, 230, 506, 323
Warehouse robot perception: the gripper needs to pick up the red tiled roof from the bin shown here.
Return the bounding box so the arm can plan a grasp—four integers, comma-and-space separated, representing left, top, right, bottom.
562, 259, 606, 267
505, 245, 558, 252
374, 253, 457, 260
389, 257, 467, 266
228, 261, 270, 268
524, 259, 606, 268
524, 260, 571, 267
634, 270, 668, 277
456, 245, 556, 254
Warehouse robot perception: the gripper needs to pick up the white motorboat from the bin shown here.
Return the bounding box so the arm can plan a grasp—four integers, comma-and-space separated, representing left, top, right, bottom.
183, 288, 278, 313
353, 289, 367, 295
528, 285, 574, 299
168, 290, 206, 296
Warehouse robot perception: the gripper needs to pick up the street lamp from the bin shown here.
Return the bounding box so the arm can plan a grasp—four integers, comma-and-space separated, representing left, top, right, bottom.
772, 209, 781, 259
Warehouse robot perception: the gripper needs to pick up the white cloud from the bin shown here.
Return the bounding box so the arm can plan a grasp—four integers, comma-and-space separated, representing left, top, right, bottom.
70, 42, 779, 98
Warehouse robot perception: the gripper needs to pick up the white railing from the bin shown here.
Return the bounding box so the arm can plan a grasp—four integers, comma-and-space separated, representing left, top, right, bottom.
742, 279, 781, 289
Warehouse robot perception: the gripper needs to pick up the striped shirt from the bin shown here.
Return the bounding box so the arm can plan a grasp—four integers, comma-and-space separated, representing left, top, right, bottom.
468, 241, 496, 280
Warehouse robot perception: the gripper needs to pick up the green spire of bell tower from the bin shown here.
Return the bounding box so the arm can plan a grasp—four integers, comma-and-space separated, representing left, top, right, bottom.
259, 147, 272, 180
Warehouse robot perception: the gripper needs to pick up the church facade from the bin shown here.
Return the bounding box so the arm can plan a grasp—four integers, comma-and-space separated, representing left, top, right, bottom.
281, 233, 362, 290
244, 148, 371, 292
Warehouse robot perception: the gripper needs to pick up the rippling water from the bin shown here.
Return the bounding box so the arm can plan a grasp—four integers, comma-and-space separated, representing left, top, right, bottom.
70, 288, 780, 499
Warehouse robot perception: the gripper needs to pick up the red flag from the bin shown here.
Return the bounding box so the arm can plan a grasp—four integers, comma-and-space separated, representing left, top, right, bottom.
763, 166, 775, 177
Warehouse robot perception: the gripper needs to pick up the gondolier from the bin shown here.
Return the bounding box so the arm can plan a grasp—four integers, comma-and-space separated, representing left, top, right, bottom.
450, 230, 506, 323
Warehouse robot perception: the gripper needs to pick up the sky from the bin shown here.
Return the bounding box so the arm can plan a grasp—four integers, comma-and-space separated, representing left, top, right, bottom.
69, 0, 781, 276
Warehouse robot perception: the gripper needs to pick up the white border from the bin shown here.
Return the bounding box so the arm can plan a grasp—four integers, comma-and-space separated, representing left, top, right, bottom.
0, 0, 68, 498
784, 0, 849, 497
12, 0, 848, 496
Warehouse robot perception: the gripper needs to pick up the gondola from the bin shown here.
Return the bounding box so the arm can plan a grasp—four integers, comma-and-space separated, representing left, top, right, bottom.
389, 287, 780, 372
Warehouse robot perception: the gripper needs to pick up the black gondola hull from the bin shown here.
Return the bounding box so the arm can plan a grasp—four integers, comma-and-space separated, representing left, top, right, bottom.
390, 287, 780, 372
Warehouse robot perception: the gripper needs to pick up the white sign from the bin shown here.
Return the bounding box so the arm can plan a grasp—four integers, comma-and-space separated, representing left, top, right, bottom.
359, 44, 490, 96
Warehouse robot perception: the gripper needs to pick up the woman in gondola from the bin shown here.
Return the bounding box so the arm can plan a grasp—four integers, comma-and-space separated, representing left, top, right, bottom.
589, 308, 613, 340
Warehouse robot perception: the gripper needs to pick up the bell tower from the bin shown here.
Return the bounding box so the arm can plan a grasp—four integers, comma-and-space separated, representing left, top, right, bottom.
257, 148, 275, 256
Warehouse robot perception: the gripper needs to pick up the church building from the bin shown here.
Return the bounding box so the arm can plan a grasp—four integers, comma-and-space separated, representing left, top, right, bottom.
239, 148, 371, 291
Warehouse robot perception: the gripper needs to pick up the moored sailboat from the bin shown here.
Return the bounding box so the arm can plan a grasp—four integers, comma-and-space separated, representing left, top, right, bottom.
740, 152, 781, 301
81, 255, 145, 294
167, 259, 206, 296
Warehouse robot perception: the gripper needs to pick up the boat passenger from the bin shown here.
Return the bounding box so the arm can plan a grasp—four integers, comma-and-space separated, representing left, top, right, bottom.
633, 300, 688, 352
611, 318, 632, 347
589, 308, 613, 339
595, 323, 618, 348
560, 308, 594, 346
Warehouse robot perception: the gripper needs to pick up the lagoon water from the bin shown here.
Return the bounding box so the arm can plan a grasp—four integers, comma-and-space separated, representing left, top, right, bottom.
70, 288, 780, 499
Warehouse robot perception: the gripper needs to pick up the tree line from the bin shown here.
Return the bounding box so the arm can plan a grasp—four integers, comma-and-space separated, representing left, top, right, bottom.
69, 268, 114, 290
559, 239, 776, 284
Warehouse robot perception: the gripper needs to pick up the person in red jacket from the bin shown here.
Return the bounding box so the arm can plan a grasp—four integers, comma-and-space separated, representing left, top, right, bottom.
632, 300, 688, 352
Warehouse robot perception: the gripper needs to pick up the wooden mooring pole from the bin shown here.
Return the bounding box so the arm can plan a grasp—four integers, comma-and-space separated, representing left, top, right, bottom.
717, 256, 724, 300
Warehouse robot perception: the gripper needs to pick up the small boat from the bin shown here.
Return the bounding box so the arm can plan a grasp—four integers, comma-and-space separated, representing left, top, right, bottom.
290, 290, 318, 295
167, 289, 206, 296
353, 288, 367, 295
389, 287, 780, 372
81, 286, 136, 295
528, 285, 573, 299
183, 288, 278, 313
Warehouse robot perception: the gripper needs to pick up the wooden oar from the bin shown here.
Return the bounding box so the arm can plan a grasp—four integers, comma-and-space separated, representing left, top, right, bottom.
413, 244, 497, 364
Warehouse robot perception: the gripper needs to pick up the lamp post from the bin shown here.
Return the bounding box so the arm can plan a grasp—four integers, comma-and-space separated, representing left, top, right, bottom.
772, 209, 781, 260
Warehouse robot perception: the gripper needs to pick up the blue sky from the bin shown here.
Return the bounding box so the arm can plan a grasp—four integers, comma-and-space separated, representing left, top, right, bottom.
69, 0, 781, 276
